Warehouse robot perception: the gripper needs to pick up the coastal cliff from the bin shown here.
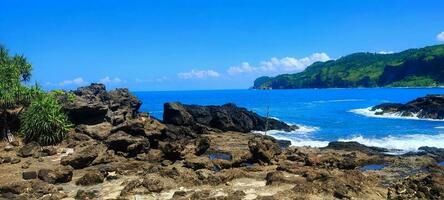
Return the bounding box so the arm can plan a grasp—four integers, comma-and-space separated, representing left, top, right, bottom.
0, 84, 444, 199
253, 44, 444, 89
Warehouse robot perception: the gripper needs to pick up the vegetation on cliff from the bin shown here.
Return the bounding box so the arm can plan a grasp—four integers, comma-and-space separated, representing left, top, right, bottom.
253, 44, 444, 89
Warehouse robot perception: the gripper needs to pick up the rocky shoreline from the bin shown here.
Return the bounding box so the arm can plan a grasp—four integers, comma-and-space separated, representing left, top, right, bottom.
371, 94, 444, 120
1, 84, 444, 199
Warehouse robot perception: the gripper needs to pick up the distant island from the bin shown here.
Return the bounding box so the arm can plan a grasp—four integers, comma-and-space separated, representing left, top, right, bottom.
253, 44, 444, 89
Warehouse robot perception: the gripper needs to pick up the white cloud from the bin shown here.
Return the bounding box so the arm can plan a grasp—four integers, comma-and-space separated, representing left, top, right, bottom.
437, 31, 444, 42
227, 52, 330, 76
227, 62, 256, 75
178, 69, 220, 79
99, 76, 123, 84
59, 77, 86, 86
377, 51, 394, 54
136, 76, 169, 83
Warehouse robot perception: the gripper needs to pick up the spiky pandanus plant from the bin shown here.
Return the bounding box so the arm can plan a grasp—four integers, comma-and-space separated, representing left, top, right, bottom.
20, 93, 72, 145
0, 45, 36, 141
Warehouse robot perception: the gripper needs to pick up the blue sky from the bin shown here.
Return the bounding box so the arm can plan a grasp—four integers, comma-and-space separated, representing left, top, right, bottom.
1, 0, 444, 91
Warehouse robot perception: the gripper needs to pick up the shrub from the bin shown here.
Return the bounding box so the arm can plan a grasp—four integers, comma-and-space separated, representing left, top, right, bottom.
20, 93, 72, 145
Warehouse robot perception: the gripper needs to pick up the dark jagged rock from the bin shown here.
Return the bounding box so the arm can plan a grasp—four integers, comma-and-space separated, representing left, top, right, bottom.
163, 102, 297, 133
38, 166, 73, 184
388, 174, 444, 200
105, 131, 150, 156
248, 136, 282, 164
60, 83, 141, 125
403, 146, 444, 162
324, 141, 388, 155
75, 171, 104, 186
371, 94, 444, 120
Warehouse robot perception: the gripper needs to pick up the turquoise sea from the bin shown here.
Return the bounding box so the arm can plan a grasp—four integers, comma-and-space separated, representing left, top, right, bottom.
135, 88, 444, 153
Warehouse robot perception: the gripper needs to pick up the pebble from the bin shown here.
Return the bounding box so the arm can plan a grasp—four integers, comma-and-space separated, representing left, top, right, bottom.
22, 171, 37, 180
11, 158, 21, 164
4, 145, 14, 151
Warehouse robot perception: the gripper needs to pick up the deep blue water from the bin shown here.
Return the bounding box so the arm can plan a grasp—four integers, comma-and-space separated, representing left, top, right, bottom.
135, 88, 444, 152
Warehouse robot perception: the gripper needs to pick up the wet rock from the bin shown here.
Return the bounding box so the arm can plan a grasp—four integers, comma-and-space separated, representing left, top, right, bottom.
18, 141, 40, 157
324, 141, 388, 155
248, 136, 282, 164
61, 145, 98, 169
371, 95, 444, 120
75, 171, 104, 186
277, 140, 292, 149
105, 131, 150, 156
38, 166, 73, 184
22, 171, 37, 180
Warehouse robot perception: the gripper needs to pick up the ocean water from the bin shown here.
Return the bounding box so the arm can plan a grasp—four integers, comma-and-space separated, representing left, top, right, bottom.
135, 88, 444, 153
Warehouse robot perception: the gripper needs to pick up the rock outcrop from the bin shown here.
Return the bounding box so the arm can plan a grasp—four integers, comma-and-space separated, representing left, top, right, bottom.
163, 102, 297, 132
59, 83, 141, 125
324, 141, 388, 155
371, 94, 444, 120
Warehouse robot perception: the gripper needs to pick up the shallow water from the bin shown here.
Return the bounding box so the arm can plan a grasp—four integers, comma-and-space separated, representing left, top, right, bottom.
135, 88, 444, 152
361, 164, 386, 171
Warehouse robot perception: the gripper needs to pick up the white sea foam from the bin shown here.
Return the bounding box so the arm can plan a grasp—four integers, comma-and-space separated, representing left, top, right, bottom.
338, 134, 444, 153
350, 107, 444, 122
256, 126, 444, 153
435, 126, 444, 129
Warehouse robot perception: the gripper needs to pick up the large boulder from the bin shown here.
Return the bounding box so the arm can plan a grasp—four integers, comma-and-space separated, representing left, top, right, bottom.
163, 102, 194, 126
61, 145, 99, 169
38, 166, 73, 184
163, 102, 297, 133
76, 170, 105, 186
105, 131, 150, 156
76, 122, 113, 140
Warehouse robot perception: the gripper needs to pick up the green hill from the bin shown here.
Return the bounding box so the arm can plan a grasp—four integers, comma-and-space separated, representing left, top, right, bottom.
253, 44, 444, 89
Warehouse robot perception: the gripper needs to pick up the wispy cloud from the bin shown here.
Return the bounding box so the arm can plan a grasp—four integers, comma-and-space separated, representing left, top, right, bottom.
135, 76, 169, 83
437, 31, 444, 42
227, 52, 330, 76
59, 77, 86, 86
377, 51, 394, 54
99, 76, 124, 84
178, 69, 220, 79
